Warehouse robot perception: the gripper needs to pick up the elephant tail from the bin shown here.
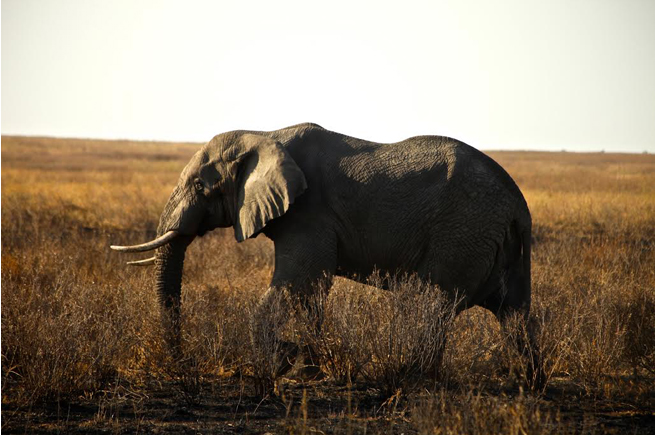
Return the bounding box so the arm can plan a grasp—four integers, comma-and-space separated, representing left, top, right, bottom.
519, 219, 532, 311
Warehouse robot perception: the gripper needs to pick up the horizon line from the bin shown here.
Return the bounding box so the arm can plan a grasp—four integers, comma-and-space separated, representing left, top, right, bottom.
1, 133, 652, 155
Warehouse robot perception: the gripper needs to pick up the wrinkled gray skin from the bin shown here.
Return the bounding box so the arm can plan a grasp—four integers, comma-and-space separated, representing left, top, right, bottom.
124, 123, 542, 387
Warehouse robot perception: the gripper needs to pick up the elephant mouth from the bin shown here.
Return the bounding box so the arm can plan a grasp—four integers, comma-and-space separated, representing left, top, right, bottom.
196, 217, 218, 237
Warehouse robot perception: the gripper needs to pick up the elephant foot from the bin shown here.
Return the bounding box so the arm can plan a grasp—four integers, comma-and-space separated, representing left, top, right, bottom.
290, 364, 325, 382
287, 345, 324, 382
274, 341, 301, 378
252, 341, 300, 398
256, 342, 324, 389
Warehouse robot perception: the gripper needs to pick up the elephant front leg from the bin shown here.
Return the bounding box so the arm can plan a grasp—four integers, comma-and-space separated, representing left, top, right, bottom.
249, 286, 302, 381
249, 280, 334, 385
250, 225, 337, 387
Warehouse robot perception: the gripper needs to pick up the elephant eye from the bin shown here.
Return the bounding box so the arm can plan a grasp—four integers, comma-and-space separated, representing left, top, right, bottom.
194, 180, 204, 192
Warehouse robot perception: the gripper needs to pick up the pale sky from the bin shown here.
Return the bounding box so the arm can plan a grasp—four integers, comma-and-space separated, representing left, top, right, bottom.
2, 0, 654, 152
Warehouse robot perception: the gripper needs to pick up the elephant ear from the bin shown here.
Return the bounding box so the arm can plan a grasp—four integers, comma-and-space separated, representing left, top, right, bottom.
234, 134, 307, 242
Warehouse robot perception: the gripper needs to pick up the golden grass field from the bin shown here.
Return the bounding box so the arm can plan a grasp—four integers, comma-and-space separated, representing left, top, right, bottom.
2, 135, 655, 434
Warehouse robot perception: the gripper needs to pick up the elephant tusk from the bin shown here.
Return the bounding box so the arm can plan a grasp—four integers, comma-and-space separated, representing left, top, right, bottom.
110, 230, 178, 253
126, 256, 157, 266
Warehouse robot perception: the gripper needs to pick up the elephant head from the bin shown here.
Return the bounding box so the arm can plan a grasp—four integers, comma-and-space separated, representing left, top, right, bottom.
111, 132, 307, 352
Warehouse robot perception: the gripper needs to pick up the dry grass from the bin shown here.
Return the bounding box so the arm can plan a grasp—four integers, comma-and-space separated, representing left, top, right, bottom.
413, 390, 571, 435
301, 273, 460, 392
2, 136, 654, 433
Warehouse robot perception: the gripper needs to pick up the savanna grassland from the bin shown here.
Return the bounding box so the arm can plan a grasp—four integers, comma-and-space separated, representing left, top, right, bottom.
2, 136, 655, 434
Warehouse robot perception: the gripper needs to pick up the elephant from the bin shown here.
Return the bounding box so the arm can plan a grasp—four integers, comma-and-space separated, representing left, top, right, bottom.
111, 122, 544, 389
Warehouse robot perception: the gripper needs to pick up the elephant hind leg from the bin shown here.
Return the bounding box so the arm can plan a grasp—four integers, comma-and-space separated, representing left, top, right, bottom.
491, 303, 544, 389
481, 279, 544, 390
495, 305, 545, 392
482, 225, 544, 390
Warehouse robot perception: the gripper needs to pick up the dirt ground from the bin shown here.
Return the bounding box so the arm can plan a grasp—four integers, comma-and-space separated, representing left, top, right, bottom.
3, 375, 655, 434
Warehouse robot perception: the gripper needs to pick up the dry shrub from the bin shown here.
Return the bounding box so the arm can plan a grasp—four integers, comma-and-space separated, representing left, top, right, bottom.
566, 291, 627, 391
1, 137, 195, 406
168, 283, 261, 404
360, 274, 459, 393
295, 280, 373, 384
182, 284, 259, 375
302, 274, 460, 393
527, 284, 581, 385
529, 234, 652, 394
445, 307, 504, 385
290, 273, 460, 393
412, 390, 583, 435
617, 285, 655, 374
446, 307, 547, 391
1, 251, 160, 404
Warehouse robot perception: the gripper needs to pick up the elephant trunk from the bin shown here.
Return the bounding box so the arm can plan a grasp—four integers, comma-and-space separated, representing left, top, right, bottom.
154, 235, 193, 357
